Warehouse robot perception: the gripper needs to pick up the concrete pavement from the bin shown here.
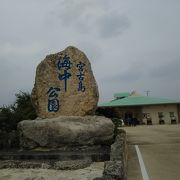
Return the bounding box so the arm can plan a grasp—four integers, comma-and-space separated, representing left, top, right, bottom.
122, 124, 180, 180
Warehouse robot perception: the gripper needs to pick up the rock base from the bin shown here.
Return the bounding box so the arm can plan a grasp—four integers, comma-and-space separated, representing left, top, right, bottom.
0, 146, 110, 162
0, 159, 92, 170
18, 116, 114, 150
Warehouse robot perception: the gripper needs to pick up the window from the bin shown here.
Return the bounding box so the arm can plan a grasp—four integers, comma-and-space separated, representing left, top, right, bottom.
143, 113, 150, 119
143, 113, 146, 118
158, 112, 164, 118
158, 112, 165, 124
146, 113, 151, 119
169, 112, 175, 117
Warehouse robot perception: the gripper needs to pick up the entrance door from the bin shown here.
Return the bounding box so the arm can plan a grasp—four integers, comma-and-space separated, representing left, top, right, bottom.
125, 112, 133, 119
124, 112, 133, 125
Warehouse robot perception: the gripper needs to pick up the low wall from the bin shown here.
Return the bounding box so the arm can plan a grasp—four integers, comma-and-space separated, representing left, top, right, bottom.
94, 129, 128, 180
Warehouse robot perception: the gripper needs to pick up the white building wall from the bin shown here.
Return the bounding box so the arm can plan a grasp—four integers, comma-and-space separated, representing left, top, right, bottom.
142, 104, 178, 124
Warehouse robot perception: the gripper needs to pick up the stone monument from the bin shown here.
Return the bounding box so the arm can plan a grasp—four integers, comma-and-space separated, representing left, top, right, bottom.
18, 46, 114, 150
31, 46, 99, 118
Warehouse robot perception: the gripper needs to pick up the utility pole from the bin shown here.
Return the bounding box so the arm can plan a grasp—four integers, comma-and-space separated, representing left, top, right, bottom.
145, 90, 150, 96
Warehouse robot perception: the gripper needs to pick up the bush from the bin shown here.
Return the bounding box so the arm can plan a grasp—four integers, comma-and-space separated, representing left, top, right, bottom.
0, 130, 19, 149
0, 91, 37, 132
111, 118, 123, 139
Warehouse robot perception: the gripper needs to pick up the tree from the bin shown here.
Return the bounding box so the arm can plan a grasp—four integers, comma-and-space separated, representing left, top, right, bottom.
0, 91, 37, 132
13, 91, 37, 121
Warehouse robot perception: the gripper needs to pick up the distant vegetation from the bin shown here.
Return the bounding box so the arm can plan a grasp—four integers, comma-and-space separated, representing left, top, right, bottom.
0, 91, 37, 132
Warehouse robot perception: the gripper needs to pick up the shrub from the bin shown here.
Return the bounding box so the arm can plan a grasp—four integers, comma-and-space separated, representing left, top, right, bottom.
0, 91, 37, 132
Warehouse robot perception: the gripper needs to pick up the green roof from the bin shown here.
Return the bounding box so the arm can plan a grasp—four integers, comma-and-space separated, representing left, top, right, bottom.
114, 92, 130, 98
98, 95, 180, 107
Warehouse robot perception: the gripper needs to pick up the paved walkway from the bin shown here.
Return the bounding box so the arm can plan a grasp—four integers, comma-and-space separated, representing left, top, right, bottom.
123, 124, 180, 180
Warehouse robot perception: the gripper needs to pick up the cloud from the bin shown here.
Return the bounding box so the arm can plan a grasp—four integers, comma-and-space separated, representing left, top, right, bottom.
97, 13, 130, 38
0, 43, 44, 56
0, 0, 180, 106
147, 58, 180, 80
103, 70, 142, 84
52, 0, 130, 38
77, 41, 102, 62
101, 59, 147, 83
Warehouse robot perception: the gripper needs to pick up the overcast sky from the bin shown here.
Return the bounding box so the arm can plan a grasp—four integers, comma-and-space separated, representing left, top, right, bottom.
0, 0, 180, 106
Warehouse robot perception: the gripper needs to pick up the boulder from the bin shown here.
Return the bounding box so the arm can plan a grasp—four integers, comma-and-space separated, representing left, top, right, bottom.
31, 46, 99, 118
18, 116, 114, 149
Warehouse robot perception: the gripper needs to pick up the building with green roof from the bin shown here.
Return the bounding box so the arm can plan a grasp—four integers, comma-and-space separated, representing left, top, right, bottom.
98, 91, 180, 125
